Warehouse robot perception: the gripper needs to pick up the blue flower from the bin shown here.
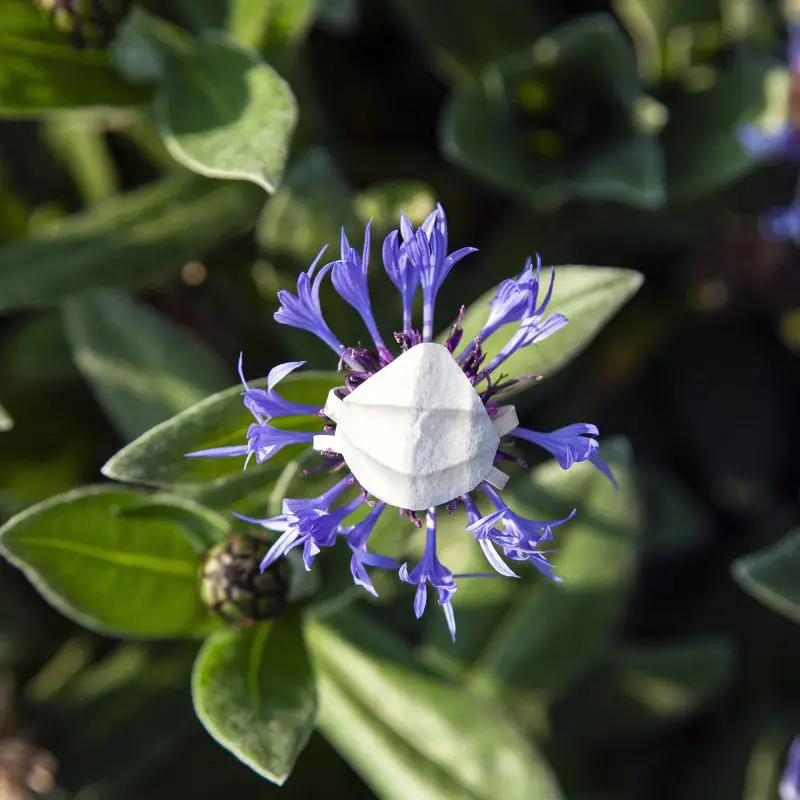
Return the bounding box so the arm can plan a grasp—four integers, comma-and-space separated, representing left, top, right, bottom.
738, 24, 800, 162
238, 355, 319, 421
259, 476, 365, 571
274, 247, 344, 355
344, 501, 398, 597
511, 423, 618, 487
758, 203, 800, 244
332, 222, 387, 352
402, 205, 477, 341
487, 310, 569, 375
186, 422, 315, 466
483, 255, 550, 339
469, 484, 575, 581
781, 736, 800, 800
187, 206, 616, 640
399, 508, 458, 640
462, 494, 520, 578
383, 224, 421, 332
250, 424, 316, 463
739, 124, 800, 161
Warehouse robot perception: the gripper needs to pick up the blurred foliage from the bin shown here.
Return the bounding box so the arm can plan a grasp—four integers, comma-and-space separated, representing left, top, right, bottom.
0, 0, 799, 798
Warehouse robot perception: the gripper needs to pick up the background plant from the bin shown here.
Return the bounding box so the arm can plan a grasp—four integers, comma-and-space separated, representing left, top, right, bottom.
0, 0, 798, 798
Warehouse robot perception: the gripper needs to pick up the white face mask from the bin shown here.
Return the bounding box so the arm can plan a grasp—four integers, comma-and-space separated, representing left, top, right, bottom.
313, 342, 517, 510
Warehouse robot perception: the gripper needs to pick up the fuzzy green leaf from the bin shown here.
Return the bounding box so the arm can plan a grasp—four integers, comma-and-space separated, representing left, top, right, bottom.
309, 611, 565, 800
0, 486, 222, 638
192, 615, 316, 784
63, 290, 229, 441
733, 528, 800, 624
155, 35, 297, 193
0, 176, 264, 313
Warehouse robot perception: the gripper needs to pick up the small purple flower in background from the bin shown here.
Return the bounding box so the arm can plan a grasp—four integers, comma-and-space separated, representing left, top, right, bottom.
187, 205, 615, 640
759, 203, 800, 245
780, 736, 800, 800
739, 23, 800, 245
739, 24, 800, 162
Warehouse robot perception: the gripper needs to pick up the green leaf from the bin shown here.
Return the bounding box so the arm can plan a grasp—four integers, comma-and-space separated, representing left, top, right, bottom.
732, 528, 800, 624
551, 637, 736, 747
662, 49, 777, 199
449, 266, 642, 391
155, 34, 297, 194
0, 0, 149, 116
640, 466, 713, 558
463, 439, 642, 706
192, 615, 317, 785
0, 403, 11, 432
108, 6, 179, 86
44, 115, 119, 205
440, 15, 666, 210
0, 486, 221, 638
63, 289, 230, 442
101, 371, 339, 504
0, 569, 43, 668
308, 611, 565, 800
317, 0, 360, 34
0, 311, 75, 382
385, 0, 553, 80
257, 147, 358, 265
354, 179, 437, 233
612, 0, 770, 82
227, 0, 316, 54
0, 175, 264, 314
53, 642, 198, 797
257, 150, 437, 265
166, 0, 227, 33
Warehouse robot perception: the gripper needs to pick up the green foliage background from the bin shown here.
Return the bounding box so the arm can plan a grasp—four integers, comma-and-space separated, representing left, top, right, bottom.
0, 0, 799, 798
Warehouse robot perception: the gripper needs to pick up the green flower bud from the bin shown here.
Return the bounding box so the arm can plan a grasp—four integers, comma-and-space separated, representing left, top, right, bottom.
34, 0, 134, 50
200, 534, 288, 625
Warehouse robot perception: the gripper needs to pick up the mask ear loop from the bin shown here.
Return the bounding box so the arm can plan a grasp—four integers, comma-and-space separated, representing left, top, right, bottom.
482, 405, 519, 490
491, 405, 518, 436
313, 388, 346, 454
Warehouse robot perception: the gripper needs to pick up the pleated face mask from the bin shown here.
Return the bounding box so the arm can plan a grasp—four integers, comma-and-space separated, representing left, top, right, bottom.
312, 343, 517, 511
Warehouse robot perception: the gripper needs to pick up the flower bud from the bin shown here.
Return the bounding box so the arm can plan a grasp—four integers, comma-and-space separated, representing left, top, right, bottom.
200, 534, 288, 624
0, 736, 61, 800
34, 0, 134, 50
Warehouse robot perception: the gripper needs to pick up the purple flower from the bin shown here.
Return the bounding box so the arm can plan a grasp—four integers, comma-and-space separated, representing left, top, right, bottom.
511, 424, 618, 487
483, 255, 549, 338
460, 256, 562, 370
486, 311, 569, 375
738, 124, 800, 161
259, 477, 365, 572
186, 205, 618, 641
463, 494, 519, 578
274, 247, 344, 355
238, 355, 319, 421
759, 204, 800, 244
332, 223, 386, 350
185, 421, 315, 466
343, 502, 398, 596
781, 736, 800, 800
738, 25, 800, 162
474, 484, 575, 581
399, 508, 458, 640
383, 227, 421, 333
401, 205, 477, 341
